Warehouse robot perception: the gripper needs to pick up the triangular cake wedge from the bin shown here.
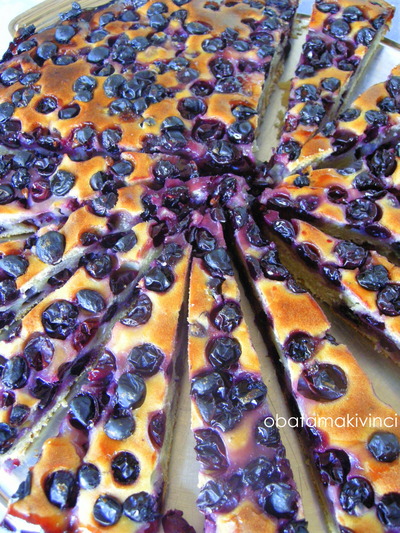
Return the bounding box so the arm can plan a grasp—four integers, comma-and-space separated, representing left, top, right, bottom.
281, 64, 400, 174
260, 166, 400, 260
4, 234, 191, 532
269, 0, 394, 179
229, 211, 400, 532
262, 210, 400, 365
188, 211, 307, 532
0, 0, 298, 173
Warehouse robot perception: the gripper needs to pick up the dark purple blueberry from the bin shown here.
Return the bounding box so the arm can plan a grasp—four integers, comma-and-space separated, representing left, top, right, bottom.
73, 75, 96, 93
42, 300, 79, 339
255, 417, 281, 447
334, 241, 367, 269
0, 255, 28, 278
87, 350, 116, 383
30, 378, 58, 409
36, 231, 65, 265
76, 289, 106, 313
93, 495, 122, 526
322, 264, 342, 285
232, 105, 256, 121
368, 148, 397, 176
55, 24, 75, 43
202, 37, 225, 53
284, 332, 316, 363
295, 64, 315, 79
111, 451, 140, 485
339, 477, 374, 515
298, 363, 348, 402
377, 493, 400, 527
339, 108, 361, 122
299, 103, 325, 126
144, 265, 173, 292
209, 57, 234, 78
101, 128, 122, 151
121, 291, 152, 328
215, 75, 242, 93
227, 121, 254, 144
178, 97, 207, 120
315, 449, 351, 485
321, 77, 340, 92
2, 356, 29, 389
208, 140, 239, 165
272, 219, 296, 243
204, 248, 233, 277
82, 253, 112, 279
9, 404, 30, 426
280, 520, 309, 533
352, 172, 384, 193
50, 170, 75, 196
368, 431, 400, 462
0, 422, 17, 453
128, 343, 164, 376
188, 227, 216, 256
11, 472, 32, 501
177, 68, 199, 84
12, 88, 35, 108
69, 393, 97, 428
276, 140, 301, 161
260, 251, 288, 281
11, 169, 30, 189
87, 46, 109, 63
0, 184, 15, 204
23, 334, 54, 371
104, 412, 135, 440
36, 96, 57, 114
317, 2, 339, 13
356, 27, 376, 46
123, 492, 159, 522
207, 336, 241, 369
342, 5, 363, 21
0, 279, 18, 305
78, 463, 101, 490
327, 19, 350, 39
377, 283, 400, 316
244, 457, 276, 490
110, 268, 137, 296
194, 428, 228, 472
260, 483, 299, 519
148, 411, 165, 448
293, 175, 310, 188
365, 110, 388, 127
378, 97, 397, 113
197, 480, 235, 512
212, 301, 242, 333
296, 243, 320, 266
294, 84, 318, 102
386, 76, 400, 98
45, 470, 78, 509
91, 192, 118, 216
1, 68, 21, 86
117, 372, 146, 409
356, 264, 389, 291
231, 375, 267, 410
191, 371, 227, 397
186, 21, 211, 34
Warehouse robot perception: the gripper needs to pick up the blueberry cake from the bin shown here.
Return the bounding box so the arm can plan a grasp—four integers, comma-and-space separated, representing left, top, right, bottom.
284, 63, 400, 173
231, 211, 400, 532
262, 210, 400, 364
269, 0, 394, 179
5, 234, 191, 532
260, 166, 400, 259
188, 211, 306, 532
0, 0, 299, 174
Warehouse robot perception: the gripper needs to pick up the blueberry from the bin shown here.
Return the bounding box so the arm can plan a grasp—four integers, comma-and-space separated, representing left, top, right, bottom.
317, 2, 339, 13
101, 128, 122, 151
0, 423, 17, 453
321, 77, 340, 92
377, 284, 400, 316
295, 64, 315, 79
110, 451, 140, 486
69, 393, 97, 428
0, 102, 14, 123
2, 357, 29, 389
9, 404, 30, 426
368, 147, 397, 176
161, 116, 185, 131
12, 87, 35, 108
188, 227, 216, 256
123, 492, 159, 522
11, 169, 30, 189
50, 170, 75, 196
176, 68, 199, 84
87, 46, 109, 63
36, 231, 65, 264
104, 412, 135, 440
55, 25, 75, 43
144, 265, 174, 292
294, 84, 318, 102
298, 363, 348, 402
207, 336, 241, 369
352, 172, 384, 193
186, 22, 210, 34
244, 457, 275, 489
315, 449, 351, 485
285, 332, 316, 362
209, 57, 234, 79
93, 495, 122, 526
230, 375, 267, 410
208, 140, 239, 165
260, 483, 299, 518
339, 477, 374, 514
53, 55, 76, 66
212, 301, 242, 333
178, 97, 207, 119
299, 103, 325, 125
276, 140, 301, 161
197, 480, 232, 512
11, 472, 32, 501
121, 291, 152, 328
377, 493, 400, 526
117, 372, 146, 409
255, 416, 281, 447
334, 241, 367, 269
148, 411, 165, 448
368, 431, 400, 462
73, 75, 97, 93
194, 428, 228, 472
76, 289, 106, 313
24, 334, 54, 370
30, 378, 58, 409
365, 110, 388, 127
82, 253, 112, 279
202, 38, 225, 53
346, 198, 378, 224
45, 470, 77, 509
110, 268, 137, 295
378, 97, 397, 113
0, 255, 28, 278
128, 343, 164, 376
42, 300, 79, 339
1, 68, 21, 86
227, 121, 254, 144
386, 76, 400, 98
37, 42, 58, 60
327, 19, 350, 39
339, 108, 361, 122
58, 103, 80, 120
0, 278, 18, 304
280, 520, 309, 533
356, 27, 376, 46
191, 371, 227, 397
343, 6, 364, 21
356, 265, 389, 291
75, 126, 95, 144
78, 463, 101, 489
204, 248, 233, 277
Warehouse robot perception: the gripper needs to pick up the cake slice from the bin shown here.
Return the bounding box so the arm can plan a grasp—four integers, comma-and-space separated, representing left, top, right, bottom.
4, 233, 191, 533
0, 0, 299, 173
262, 210, 400, 365
229, 211, 400, 532
188, 211, 307, 532
282, 63, 400, 174
260, 165, 400, 260
269, 0, 394, 179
